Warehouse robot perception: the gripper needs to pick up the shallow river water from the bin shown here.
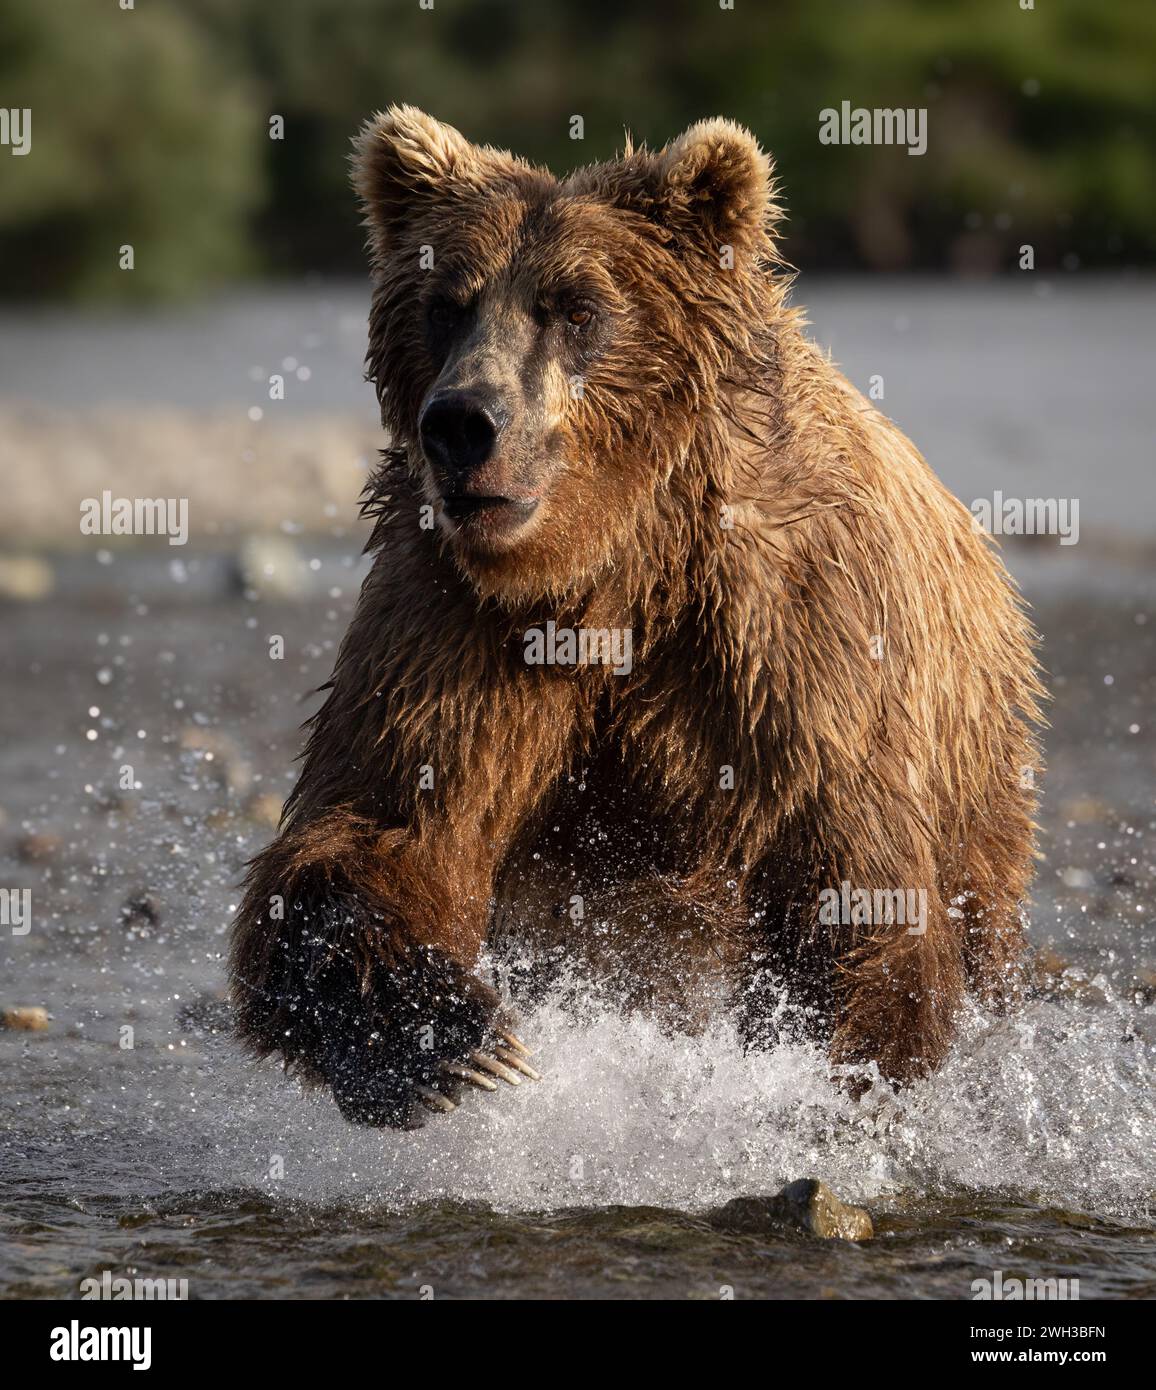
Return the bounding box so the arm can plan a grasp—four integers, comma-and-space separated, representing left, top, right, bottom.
2, 544, 1153, 1300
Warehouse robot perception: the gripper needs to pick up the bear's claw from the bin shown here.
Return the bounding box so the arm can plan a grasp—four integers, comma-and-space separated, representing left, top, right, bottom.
468, 1049, 523, 1086
498, 1028, 534, 1058
412, 1036, 541, 1118
415, 1085, 456, 1113
440, 1060, 498, 1092
494, 1048, 542, 1080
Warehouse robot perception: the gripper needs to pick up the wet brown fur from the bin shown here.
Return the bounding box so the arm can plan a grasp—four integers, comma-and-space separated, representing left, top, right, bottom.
229, 108, 1045, 1123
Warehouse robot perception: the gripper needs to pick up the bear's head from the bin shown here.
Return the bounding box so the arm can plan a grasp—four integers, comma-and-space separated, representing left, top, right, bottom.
353, 106, 780, 602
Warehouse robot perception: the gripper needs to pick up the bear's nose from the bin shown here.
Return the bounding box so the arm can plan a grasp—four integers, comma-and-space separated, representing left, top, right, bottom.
419, 390, 508, 479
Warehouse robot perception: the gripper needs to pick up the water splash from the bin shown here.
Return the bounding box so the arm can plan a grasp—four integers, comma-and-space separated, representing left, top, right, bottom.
211, 982, 1155, 1217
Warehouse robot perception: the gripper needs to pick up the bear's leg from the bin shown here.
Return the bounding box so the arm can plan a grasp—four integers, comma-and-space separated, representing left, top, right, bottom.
956, 812, 1033, 1010
828, 784, 1035, 1085
829, 887, 967, 1087
230, 810, 537, 1127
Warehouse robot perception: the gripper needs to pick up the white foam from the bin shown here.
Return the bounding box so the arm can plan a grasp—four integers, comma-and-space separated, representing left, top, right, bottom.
215, 983, 1156, 1217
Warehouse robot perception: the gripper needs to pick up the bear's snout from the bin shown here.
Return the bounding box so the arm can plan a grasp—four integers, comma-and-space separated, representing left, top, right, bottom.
420, 388, 509, 482
420, 387, 544, 545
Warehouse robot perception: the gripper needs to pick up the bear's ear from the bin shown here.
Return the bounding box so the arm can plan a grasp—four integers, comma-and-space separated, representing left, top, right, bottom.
610, 118, 777, 256
351, 106, 520, 263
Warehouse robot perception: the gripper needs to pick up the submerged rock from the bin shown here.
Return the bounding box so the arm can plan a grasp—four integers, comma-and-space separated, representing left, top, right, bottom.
1, 1006, 49, 1032
708, 1178, 874, 1242
120, 893, 161, 928
16, 831, 63, 863
0, 554, 54, 601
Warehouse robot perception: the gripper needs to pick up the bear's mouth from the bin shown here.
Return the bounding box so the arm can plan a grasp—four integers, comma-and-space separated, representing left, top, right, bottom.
440, 493, 540, 528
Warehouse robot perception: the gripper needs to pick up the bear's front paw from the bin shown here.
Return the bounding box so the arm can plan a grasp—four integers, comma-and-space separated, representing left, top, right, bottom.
319, 946, 539, 1128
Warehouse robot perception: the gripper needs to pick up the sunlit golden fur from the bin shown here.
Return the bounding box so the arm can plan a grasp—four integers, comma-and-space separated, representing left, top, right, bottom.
230, 107, 1044, 1125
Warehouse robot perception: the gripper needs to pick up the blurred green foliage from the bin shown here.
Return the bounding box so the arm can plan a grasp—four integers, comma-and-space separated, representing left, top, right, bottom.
0, 0, 260, 297
0, 0, 1152, 299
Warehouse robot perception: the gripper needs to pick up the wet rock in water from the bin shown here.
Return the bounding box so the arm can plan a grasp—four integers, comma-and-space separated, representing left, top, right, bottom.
120, 893, 161, 928
1, 1006, 49, 1032
708, 1179, 874, 1242
16, 830, 63, 863
0, 554, 54, 601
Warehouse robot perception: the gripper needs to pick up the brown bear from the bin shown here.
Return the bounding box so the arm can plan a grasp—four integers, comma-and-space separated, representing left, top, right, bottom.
229, 107, 1044, 1127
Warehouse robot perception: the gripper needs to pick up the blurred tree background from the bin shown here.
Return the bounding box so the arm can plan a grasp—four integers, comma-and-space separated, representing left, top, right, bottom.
0, 0, 1152, 299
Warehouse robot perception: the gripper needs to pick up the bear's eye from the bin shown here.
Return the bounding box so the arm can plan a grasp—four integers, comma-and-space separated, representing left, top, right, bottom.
427, 296, 468, 332
560, 299, 596, 331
